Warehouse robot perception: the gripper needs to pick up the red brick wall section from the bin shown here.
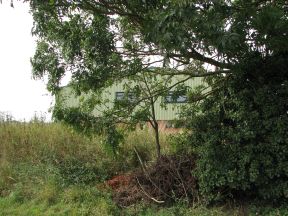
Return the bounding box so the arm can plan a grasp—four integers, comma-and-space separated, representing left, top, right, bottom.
145, 121, 182, 133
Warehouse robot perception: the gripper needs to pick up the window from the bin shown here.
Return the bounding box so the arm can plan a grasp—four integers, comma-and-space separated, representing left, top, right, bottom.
115, 92, 137, 102
115, 92, 125, 101
164, 92, 188, 103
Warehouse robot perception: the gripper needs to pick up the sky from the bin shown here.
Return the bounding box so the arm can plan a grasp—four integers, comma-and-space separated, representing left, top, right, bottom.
0, 1, 53, 121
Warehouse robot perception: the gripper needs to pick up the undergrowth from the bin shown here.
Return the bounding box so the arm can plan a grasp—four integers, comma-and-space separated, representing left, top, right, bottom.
0, 120, 287, 215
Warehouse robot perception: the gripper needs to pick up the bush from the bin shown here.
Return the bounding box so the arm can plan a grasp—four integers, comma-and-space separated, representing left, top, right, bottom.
183, 54, 288, 202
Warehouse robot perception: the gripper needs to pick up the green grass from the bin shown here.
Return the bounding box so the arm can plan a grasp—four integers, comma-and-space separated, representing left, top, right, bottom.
0, 121, 287, 215
0, 184, 119, 216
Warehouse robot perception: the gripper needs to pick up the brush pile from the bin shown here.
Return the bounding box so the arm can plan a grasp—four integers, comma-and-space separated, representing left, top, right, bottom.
108, 154, 198, 207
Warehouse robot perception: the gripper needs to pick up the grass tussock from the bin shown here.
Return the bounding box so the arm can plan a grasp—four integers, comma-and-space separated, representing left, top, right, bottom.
0, 120, 287, 215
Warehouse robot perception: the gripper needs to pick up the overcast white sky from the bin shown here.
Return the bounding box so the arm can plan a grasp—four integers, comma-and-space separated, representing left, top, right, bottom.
0, 1, 53, 121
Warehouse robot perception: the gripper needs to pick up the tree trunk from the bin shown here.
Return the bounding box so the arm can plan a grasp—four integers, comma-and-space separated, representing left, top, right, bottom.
143, 75, 162, 159
149, 97, 161, 159
153, 120, 161, 159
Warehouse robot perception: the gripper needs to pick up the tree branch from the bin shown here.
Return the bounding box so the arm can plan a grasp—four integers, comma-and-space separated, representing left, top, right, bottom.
169, 50, 233, 69
149, 68, 231, 77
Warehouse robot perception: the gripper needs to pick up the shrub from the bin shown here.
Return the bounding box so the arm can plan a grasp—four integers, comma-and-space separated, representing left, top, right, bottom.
183, 55, 288, 202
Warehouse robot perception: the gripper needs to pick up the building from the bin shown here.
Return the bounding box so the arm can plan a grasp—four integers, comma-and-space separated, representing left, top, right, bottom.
57, 76, 203, 132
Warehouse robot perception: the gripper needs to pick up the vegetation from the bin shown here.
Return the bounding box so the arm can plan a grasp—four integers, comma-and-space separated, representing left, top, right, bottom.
182, 57, 288, 203
28, 0, 287, 204
1, 0, 287, 213
1, 120, 287, 215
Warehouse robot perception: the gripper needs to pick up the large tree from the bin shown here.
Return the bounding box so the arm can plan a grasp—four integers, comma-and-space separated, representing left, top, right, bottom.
29, 0, 287, 95
29, 1, 287, 164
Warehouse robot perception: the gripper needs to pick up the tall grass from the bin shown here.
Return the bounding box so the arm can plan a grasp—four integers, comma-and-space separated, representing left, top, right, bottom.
0, 120, 171, 163
0, 120, 172, 193
0, 120, 158, 215
1, 119, 284, 215
0, 121, 93, 164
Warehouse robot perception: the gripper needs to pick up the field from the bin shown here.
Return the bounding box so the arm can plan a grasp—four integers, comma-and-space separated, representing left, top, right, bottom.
0, 120, 286, 215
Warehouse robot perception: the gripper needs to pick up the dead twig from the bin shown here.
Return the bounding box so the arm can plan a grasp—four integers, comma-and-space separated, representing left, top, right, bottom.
136, 177, 165, 204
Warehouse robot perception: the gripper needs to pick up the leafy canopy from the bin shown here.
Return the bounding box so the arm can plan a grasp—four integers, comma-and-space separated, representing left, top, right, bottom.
29, 0, 285, 113
29, 0, 287, 92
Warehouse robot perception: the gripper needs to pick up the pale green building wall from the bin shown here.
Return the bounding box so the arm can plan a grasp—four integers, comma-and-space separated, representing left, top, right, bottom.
58, 77, 204, 121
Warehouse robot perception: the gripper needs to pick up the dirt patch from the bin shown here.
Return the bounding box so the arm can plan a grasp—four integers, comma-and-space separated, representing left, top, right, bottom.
106, 174, 133, 190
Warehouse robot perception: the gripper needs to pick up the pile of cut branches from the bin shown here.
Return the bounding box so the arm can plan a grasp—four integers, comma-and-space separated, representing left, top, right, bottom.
111, 154, 198, 207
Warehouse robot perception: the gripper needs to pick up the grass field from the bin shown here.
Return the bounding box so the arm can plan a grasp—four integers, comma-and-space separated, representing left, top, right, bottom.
0, 120, 287, 215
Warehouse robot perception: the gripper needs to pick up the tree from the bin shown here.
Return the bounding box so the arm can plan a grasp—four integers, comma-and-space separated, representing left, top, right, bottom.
29, 0, 287, 199
30, 0, 216, 157
93, 70, 189, 158
55, 67, 197, 158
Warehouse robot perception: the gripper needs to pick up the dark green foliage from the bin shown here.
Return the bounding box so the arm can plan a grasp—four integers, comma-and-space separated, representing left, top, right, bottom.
183, 53, 288, 202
